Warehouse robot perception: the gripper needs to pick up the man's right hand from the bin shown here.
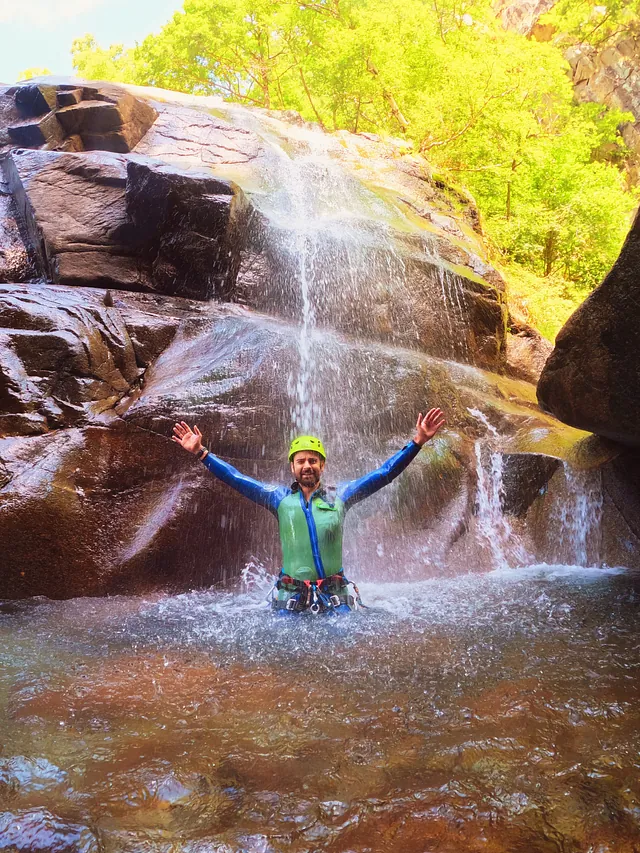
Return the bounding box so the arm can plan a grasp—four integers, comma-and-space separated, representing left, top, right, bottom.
172, 421, 204, 455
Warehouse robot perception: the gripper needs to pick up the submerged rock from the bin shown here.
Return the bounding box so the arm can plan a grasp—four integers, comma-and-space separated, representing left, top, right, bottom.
0, 757, 67, 794
0, 808, 99, 853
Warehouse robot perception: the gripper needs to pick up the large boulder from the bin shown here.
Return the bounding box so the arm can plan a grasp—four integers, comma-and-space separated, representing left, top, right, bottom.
125, 159, 251, 300
537, 208, 640, 445
0, 80, 157, 155
1, 149, 251, 299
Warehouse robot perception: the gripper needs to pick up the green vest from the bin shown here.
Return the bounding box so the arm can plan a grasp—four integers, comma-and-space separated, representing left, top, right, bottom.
276, 489, 346, 581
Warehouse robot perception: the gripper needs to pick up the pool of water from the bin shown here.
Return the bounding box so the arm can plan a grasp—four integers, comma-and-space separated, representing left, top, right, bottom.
1, 565, 640, 852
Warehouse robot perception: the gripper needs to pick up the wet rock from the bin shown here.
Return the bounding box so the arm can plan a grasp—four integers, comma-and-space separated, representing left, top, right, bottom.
7, 111, 64, 148
500, 453, 560, 516
0, 282, 141, 435
0, 757, 66, 794
505, 313, 553, 383
2, 148, 149, 289
236, 218, 508, 368
0, 809, 99, 853
537, 208, 640, 445
600, 449, 640, 567
0, 190, 33, 282
525, 457, 640, 570
0, 281, 610, 598
125, 159, 250, 300
134, 98, 261, 166
2, 148, 251, 299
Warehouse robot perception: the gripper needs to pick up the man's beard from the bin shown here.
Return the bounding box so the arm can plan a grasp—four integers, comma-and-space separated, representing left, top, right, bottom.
298, 470, 320, 487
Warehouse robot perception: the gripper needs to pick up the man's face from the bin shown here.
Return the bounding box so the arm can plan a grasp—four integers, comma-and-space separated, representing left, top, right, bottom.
290, 451, 325, 489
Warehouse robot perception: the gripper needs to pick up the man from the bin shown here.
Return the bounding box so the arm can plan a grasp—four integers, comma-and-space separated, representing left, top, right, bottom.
172, 408, 445, 614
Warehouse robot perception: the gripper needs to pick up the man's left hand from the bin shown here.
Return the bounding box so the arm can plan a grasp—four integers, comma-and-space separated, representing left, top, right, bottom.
414, 408, 446, 445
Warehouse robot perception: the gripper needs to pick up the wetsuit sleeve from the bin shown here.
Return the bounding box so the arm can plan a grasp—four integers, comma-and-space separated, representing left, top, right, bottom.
336, 440, 422, 509
201, 452, 288, 515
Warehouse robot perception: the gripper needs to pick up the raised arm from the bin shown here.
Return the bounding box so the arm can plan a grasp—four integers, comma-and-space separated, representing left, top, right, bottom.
336, 408, 445, 509
172, 421, 286, 515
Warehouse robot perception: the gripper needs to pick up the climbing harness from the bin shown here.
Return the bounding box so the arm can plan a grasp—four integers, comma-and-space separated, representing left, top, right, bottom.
270, 570, 365, 614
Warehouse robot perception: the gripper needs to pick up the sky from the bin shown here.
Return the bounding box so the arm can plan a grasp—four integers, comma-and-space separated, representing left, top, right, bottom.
0, 0, 183, 84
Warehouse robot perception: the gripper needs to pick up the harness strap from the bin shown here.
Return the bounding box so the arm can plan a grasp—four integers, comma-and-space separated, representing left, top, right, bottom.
274, 569, 363, 613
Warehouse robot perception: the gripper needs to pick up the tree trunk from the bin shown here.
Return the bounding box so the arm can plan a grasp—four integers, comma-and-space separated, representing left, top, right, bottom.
543, 228, 557, 277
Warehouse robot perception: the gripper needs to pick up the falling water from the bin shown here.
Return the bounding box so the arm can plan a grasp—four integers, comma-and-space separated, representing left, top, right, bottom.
433, 255, 471, 361
223, 107, 474, 442
469, 408, 530, 570
555, 464, 604, 566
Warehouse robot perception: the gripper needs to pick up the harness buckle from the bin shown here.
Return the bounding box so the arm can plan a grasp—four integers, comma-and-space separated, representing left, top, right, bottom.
330, 594, 341, 608
285, 597, 298, 611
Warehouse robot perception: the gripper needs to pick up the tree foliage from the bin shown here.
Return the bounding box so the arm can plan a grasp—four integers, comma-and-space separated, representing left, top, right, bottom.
541, 0, 640, 49
71, 0, 640, 335
17, 67, 52, 81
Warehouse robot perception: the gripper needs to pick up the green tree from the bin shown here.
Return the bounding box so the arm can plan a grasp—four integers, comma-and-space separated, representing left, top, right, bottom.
71, 35, 138, 83
541, 0, 640, 49
17, 67, 52, 81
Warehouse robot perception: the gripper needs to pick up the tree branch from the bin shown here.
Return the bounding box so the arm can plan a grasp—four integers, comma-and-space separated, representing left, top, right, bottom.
420, 85, 517, 152
298, 67, 326, 128
366, 58, 409, 131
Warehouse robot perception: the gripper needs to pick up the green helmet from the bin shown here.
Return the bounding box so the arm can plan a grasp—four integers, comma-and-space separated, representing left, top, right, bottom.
288, 435, 327, 461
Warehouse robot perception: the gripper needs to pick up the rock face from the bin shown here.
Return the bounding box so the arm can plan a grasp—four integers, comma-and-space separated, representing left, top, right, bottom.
0, 76, 632, 598
566, 37, 640, 160
493, 0, 556, 35
0, 289, 600, 599
497, 4, 640, 161
537, 208, 640, 446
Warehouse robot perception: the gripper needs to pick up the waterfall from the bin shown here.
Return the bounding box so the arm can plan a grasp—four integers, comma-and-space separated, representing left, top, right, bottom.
468, 408, 530, 570
555, 465, 603, 567
224, 107, 476, 445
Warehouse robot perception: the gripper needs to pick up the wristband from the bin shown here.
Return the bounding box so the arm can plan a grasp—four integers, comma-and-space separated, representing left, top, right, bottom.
198, 446, 209, 461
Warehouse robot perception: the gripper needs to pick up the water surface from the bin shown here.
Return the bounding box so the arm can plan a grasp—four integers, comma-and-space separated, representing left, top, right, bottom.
1, 565, 640, 852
